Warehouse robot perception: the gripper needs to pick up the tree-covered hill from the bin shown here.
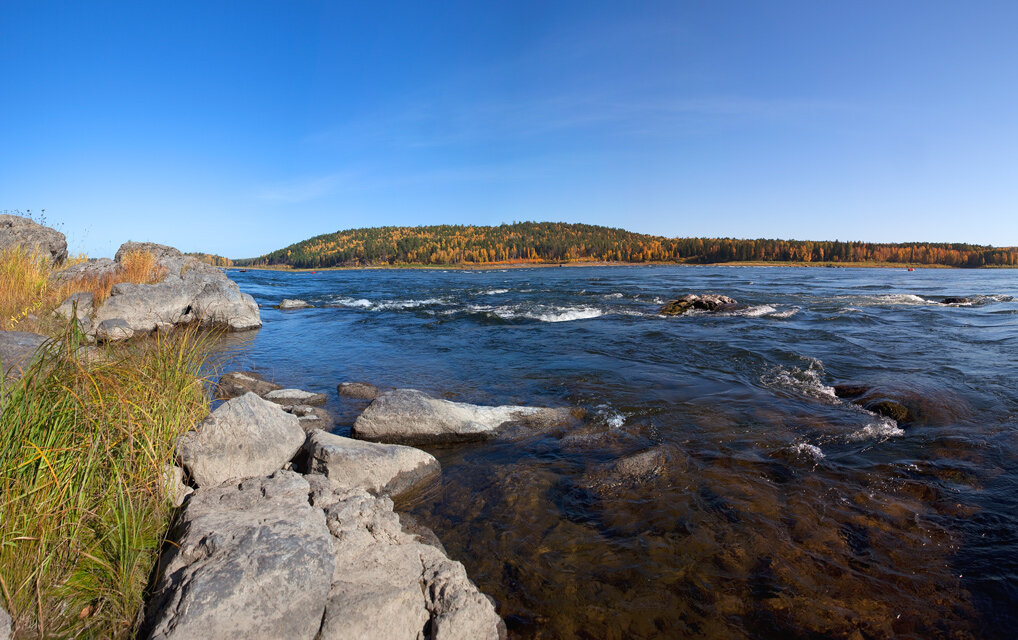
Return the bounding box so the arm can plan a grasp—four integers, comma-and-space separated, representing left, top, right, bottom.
233, 222, 1018, 268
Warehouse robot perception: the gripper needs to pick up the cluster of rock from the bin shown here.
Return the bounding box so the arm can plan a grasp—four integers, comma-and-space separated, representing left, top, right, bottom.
0, 213, 67, 265
659, 293, 738, 315
216, 370, 333, 431
52, 241, 260, 341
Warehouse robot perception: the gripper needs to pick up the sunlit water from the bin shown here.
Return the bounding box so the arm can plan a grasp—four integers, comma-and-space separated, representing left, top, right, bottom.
217, 265, 1018, 639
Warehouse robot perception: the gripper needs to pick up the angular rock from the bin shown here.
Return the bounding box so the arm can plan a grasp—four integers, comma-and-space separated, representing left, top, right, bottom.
0, 602, 11, 640
176, 392, 305, 487
95, 318, 134, 342
338, 381, 380, 400
302, 429, 440, 498
49, 257, 117, 285
115, 241, 183, 263
264, 388, 328, 406
659, 293, 738, 315
283, 404, 335, 432
143, 471, 334, 640
55, 291, 95, 333
277, 298, 311, 309
214, 370, 282, 399
0, 330, 47, 381
163, 464, 193, 508
0, 213, 67, 265
318, 489, 502, 640
352, 389, 573, 445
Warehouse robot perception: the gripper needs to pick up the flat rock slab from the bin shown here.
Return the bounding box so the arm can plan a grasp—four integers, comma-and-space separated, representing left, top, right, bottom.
144, 471, 334, 640
176, 392, 305, 487
0, 330, 47, 381
277, 298, 311, 309
338, 381, 380, 400
264, 388, 328, 406
215, 370, 282, 399
303, 429, 440, 498
352, 388, 573, 445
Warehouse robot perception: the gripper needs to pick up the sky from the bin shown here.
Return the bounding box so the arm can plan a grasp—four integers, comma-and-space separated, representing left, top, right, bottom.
2, 1, 1018, 258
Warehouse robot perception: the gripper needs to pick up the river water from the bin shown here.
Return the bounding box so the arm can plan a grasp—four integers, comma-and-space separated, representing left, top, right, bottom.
219, 265, 1018, 639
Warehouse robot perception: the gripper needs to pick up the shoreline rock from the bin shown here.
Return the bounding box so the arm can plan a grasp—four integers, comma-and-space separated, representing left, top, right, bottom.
215, 370, 283, 399
0, 214, 67, 265
338, 381, 380, 400
264, 387, 328, 406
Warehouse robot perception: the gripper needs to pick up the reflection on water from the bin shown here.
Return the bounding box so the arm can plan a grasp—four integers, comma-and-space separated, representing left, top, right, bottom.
219, 265, 1018, 639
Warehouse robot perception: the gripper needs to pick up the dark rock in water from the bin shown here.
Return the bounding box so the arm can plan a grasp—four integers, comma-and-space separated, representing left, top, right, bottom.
0, 330, 47, 381
832, 384, 872, 400
863, 399, 914, 424
941, 297, 972, 305
0, 213, 67, 265
215, 370, 283, 399
337, 381, 380, 400
833, 382, 968, 427
659, 293, 737, 315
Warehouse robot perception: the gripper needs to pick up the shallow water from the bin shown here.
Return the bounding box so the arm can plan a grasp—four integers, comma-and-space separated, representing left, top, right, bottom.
219, 265, 1018, 639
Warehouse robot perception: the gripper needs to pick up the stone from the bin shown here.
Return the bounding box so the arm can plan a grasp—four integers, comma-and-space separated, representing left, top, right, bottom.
659, 293, 738, 315
579, 446, 688, 496
277, 298, 311, 309
282, 404, 335, 432
941, 297, 972, 305
49, 257, 117, 285
864, 399, 914, 424
302, 429, 441, 499
94, 318, 134, 342
352, 388, 573, 445
263, 388, 328, 406
0, 330, 47, 381
55, 291, 95, 333
338, 381, 380, 400
163, 464, 193, 508
317, 489, 503, 640
176, 392, 305, 487
0, 213, 67, 265
0, 603, 11, 640
143, 471, 334, 640
214, 370, 282, 399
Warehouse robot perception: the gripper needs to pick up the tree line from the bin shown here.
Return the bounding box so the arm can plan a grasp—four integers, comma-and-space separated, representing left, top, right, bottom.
232, 222, 1018, 268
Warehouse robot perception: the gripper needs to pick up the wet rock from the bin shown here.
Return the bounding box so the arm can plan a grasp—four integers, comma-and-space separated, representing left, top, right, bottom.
264, 388, 328, 406
941, 297, 972, 304
338, 381, 380, 400
833, 382, 967, 426
0, 330, 47, 381
277, 298, 311, 309
0, 603, 10, 640
318, 488, 503, 640
580, 445, 688, 496
143, 471, 333, 640
283, 404, 335, 431
176, 392, 305, 487
398, 512, 447, 554
214, 370, 282, 399
302, 429, 440, 499
863, 399, 914, 424
0, 213, 67, 265
352, 388, 573, 445
832, 384, 871, 400
659, 293, 738, 315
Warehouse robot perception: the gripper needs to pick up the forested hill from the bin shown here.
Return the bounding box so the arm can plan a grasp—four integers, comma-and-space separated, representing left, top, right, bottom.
233, 222, 1018, 268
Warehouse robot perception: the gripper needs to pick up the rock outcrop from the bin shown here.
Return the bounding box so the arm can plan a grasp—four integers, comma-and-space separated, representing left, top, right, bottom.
176, 393, 305, 487
0, 330, 47, 381
352, 389, 573, 445
338, 381, 381, 400
277, 298, 311, 309
144, 471, 335, 640
84, 242, 260, 341
659, 293, 738, 315
0, 214, 67, 265
302, 429, 440, 498
214, 371, 282, 399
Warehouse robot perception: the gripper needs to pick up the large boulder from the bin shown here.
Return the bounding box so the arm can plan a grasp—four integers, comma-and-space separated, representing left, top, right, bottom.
176, 392, 305, 487
0, 330, 47, 381
316, 487, 504, 640
89, 242, 260, 340
352, 389, 573, 445
214, 370, 282, 399
49, 257, 117, 285
302, 429, 440, 498
0, 214, 67, 265
143, 471, 334, 640
659, 293, 737, 315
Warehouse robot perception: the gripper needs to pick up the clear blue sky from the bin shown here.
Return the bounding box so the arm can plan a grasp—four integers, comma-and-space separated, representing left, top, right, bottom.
2, 1, 1017, 258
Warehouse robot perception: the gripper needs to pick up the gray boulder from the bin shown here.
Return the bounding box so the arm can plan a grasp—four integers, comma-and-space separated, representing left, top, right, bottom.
277, 298, 311, 309
0, 330, 47, 381
659, 293, 737, 315
317, 488, 503, 640
94, 318, 134, 342
176, 392, 305, 487
0, 214, 67, 265
214, 370, 282, 399
263, 388, 328, 406
144, 471, 334, 640
283, 404, 335, 432
352, 389, 573, 444
0, 602, 11, 640
55, 291, 95, 333
49, 257, 117, 285
302, 430, 440, 498
115, 241, 183, 263
338, 381, 380, 400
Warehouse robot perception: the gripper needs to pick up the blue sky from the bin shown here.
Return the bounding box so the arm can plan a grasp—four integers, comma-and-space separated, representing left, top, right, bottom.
2, 1, 1017, 257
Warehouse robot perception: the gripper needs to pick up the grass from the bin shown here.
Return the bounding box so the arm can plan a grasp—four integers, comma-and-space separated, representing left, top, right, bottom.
0, 324, 212, 638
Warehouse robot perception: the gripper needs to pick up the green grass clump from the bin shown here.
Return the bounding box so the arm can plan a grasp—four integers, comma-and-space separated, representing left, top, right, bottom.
0, 325, 211, 638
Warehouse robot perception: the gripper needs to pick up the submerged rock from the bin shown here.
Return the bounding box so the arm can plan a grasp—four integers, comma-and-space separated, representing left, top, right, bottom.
338, 381, 380, 400
214, 370, 282, 399
264, 388, 328, 406
580, 445, 689, 496
833, 383, 967, 426
302, 429, 440, 498
0, 330, 47, 381
659, 293, 737, 315
176, 392, 305, 487
277, 298, 311, 309
0, 213, 67, 265
352, 388, 573, 445
143, 471, 334, 640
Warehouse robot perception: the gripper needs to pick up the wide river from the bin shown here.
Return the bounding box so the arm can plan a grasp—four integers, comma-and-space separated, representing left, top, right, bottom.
219, 265, 1017, 639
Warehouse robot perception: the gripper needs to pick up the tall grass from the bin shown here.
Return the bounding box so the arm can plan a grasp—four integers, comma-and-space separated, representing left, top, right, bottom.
0, 325, 212, 638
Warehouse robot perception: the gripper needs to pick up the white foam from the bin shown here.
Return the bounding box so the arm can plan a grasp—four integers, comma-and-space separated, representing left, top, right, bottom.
736, 304, 777, 317
762, 357, 838, 402
848, 417, 904, 442
332, 297, 373, 308
604, 292, 624, 299
482, 288, 509, 295
525, 307, 603, 322
792, 442, 825, 461
769, 307, 800, 319
594, 404, 626, 429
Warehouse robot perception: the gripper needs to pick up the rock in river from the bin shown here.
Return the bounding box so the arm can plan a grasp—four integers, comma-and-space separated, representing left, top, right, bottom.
302, 429, 441, 499
338, 381, 381, 400
143, 471, 334, 640
277, 298, 311, 309
352, 388, 574, 445
176, 392, 305, 487
215, 370, 283, 399
0, 213, 67, 265
264, 387, 328, 406
659, 293, 738, 315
